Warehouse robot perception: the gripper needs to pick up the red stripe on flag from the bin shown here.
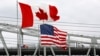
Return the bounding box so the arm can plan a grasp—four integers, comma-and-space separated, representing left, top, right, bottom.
40, 24, 67, 50
41, 40, 66, 44
41, 43, 53, 45
19, 2, 33, 28
41, 30, 67, 50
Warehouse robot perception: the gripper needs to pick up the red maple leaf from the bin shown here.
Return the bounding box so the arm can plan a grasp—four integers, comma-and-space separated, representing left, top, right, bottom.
36, 8, 48, 20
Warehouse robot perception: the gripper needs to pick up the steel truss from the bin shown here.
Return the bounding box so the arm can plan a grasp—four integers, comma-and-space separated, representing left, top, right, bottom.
0, 23, 100, 56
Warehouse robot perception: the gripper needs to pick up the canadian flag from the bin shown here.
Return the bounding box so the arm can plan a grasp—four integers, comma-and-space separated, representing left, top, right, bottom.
19, 2, 60, 28
19, 2, 34, 28
35, 3, 60, 21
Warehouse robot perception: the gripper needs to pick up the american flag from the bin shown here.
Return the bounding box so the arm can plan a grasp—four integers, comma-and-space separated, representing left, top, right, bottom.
40, 24, 67, 50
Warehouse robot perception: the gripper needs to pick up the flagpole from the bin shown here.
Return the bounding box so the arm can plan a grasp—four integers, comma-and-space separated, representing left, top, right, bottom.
38, 24, 41, 56
68, 34, 71, 56
17, 0, 22, 56
42, 20, 47, 56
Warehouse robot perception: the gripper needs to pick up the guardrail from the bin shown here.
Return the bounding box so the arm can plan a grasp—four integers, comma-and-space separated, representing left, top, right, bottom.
0, 23, 100, 56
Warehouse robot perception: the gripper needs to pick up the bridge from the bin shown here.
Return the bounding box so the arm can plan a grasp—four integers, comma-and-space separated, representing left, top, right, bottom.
0, 23, 100, 56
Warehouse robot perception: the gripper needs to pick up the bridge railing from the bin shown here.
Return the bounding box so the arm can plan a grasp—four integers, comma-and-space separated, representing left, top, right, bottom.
68, 34, 100, 56
0, 23, 100, 56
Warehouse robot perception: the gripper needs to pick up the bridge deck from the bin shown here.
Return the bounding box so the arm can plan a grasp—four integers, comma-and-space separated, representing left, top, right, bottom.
0, 47, 100, 55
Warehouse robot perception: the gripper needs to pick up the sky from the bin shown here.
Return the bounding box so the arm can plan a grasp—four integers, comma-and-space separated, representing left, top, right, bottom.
0, 0, 100, 48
